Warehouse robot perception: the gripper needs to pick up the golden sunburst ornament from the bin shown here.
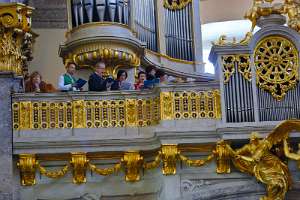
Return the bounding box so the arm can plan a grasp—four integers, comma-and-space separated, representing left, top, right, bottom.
254, 36, 299, 101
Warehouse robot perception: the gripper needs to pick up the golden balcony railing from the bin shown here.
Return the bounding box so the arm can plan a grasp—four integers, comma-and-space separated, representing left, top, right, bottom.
12, 89, 221, 131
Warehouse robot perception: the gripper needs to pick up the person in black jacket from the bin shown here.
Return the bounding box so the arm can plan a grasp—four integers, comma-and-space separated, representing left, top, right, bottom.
88, 62, 107, 92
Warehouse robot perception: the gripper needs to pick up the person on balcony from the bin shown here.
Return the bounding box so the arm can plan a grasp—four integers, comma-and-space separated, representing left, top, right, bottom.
25, 71, 56, 93
88, 61, 108, 92
155, 69, 168, 85
145, 65, 157, 81
58, 61, 81, 91
111, 69, 133, 90
134, 71, 146, 90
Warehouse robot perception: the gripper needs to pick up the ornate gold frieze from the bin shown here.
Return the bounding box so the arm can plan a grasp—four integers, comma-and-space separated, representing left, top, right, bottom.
70, 152, 89, 184
221, 55, 236, 83
0, 3, 34, 75
16, 120, 300, 198
13, 90, 220, 131
17, 154, 37, 186
121, 152, 143, 182
163, 0, 192, 10
254, 36, 299, 100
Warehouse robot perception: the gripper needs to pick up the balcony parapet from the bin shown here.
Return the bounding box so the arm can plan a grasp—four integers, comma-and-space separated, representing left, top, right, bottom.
12, 83, 221, 132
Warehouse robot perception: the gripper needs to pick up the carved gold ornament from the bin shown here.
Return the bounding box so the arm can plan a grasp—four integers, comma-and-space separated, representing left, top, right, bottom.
16, 120, 300, 197
38, 164, 69, 179
72, 48, 140, 68
161, 145, 179, 175
282, 0, 300, 33
244, 0, 300, 33
225, 120, 300, 200
0, 3, 34, 75
215, 140, 231, 174
70, 152, 89, 184
17, 154, 37, 186
254, 36, 299, 100
121, 152, 143, 182
221, 55, 252, 84
163, 0, 192, 10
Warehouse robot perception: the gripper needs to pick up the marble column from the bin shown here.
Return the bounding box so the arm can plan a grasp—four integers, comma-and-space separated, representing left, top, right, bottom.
0, 73, 23, 200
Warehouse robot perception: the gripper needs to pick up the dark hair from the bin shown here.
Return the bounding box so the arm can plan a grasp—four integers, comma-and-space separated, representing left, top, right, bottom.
138, 71, 146, 78
117, 70, 128, 80
145, 65, 156, 74
155, 69, 165, 78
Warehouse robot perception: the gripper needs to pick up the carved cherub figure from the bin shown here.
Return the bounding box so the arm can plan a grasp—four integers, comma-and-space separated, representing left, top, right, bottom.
245, 0, 265, 31
282, 0, 300, 32
225, 120, 300, 200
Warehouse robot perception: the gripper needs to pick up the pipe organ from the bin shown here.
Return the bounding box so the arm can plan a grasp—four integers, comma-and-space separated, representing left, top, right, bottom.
164, 2, 194, 61
210, 16, 300, 123
71, 0, 130, 27
66, 0, 200, 67
134, 0, 157, 52
222, 55, 255, 123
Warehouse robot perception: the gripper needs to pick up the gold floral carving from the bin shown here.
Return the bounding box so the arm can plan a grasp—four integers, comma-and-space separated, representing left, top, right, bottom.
143, 153, 162, 170
73, 100, 85, 128
121, 152, 143, 182
254, 36, 299, 100
161, 145, 179, 175
125, 99, 137, 127
179, 153, 214, 167
236, 54, 251, 81
0, 4, 34, 75
222, 55, 251, 84
221, 55, 236, 83
38, 164, 69, 179
160, 92, 174, 120
89, 162, 121, 176
70, 152, 89, 184
164, 0, 192, 10
17, 154, 37, 186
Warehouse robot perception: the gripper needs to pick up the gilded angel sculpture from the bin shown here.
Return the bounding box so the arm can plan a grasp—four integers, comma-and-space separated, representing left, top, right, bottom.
225, 120, 300, 200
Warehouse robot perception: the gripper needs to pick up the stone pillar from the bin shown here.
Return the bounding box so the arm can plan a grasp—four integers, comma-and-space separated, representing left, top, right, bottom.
191, 0, 205, 73
0, 3, 33, 200
0, 73, 23, 200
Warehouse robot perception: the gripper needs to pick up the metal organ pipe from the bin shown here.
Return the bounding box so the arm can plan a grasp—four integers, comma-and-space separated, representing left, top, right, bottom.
108, 0, 117, 22
84, 0, 94, 22
117, 0, 124, 23
95, 0, 106, 22
164, 3, 194, 61
134, 0, 157, 51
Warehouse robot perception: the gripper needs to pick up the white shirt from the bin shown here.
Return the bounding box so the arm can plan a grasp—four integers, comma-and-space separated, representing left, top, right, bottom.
58, 74, 75, 91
